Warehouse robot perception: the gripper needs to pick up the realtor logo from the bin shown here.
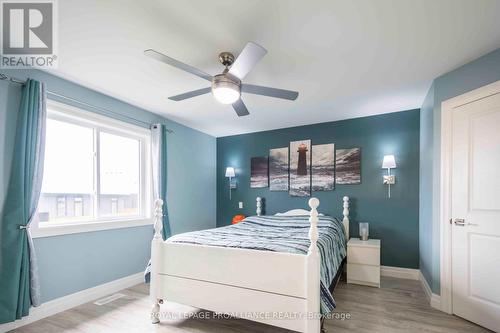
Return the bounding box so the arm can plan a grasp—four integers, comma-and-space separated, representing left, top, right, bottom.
1, 0, 58, 68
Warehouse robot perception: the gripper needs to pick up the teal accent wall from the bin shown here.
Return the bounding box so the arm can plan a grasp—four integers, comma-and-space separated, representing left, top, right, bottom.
217, 110, 420, 269
0, 69, 216, 303
419, 47, 500, 294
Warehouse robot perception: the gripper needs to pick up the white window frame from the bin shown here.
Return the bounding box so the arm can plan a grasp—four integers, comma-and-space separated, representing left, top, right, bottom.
31, 100, 153, 238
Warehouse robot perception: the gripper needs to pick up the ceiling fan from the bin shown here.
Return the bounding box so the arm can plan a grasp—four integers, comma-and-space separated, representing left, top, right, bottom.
144, 42, 299, 117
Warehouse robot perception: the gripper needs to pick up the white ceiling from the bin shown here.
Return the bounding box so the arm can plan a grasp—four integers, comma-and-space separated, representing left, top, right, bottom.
52, 0, 500, 137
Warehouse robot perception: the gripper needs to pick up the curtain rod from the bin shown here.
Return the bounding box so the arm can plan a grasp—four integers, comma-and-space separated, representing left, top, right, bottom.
0, 73, 174, 133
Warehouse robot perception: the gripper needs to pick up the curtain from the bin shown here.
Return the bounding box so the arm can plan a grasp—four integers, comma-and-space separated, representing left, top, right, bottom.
151, 124, 171, 240
0, 79, 45, 323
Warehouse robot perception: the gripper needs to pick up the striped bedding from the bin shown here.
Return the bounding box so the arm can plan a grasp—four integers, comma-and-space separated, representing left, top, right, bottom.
162, 215, 347, 315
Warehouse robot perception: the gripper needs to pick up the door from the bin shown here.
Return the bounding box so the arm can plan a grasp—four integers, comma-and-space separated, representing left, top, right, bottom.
451, 92, 500, 332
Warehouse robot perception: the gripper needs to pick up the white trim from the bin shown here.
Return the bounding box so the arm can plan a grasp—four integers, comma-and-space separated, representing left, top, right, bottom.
431, 295, 442, 310
419, 271, 442, 310
439, 95, 454, 314
0, 272, 144, 333
380, 266, 419, 280
48, 100, 151, 136
31, 99, 153, 237
439, 79, 500, 315
31, 218, 154, 238
380, 267, 443, 311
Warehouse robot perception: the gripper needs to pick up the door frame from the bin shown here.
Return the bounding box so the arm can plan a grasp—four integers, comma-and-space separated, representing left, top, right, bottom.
439, 79, 500, 314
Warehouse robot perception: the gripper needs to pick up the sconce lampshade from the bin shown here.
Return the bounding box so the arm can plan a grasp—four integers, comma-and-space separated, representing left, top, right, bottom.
225, 167, 235, 178
382, 155, 396, 169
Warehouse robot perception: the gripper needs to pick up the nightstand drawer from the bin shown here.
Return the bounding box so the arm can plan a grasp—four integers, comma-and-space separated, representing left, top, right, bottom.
347, 246, 380, 266
347, 263, 380, 286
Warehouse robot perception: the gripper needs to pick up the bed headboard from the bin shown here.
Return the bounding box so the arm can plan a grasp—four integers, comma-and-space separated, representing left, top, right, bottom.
255, 196, 350, 241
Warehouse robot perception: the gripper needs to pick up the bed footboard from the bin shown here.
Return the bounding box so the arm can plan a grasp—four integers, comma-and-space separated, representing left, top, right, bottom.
150, 198, 323, 333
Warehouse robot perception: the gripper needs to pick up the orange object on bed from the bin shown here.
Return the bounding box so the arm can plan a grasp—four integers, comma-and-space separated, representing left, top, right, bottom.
232, 214, 246, 224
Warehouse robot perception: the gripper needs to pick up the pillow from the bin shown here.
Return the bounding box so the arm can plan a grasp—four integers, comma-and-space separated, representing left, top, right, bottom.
275, 209, 324, 216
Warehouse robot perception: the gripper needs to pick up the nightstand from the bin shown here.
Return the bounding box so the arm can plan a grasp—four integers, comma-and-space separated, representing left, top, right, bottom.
347, 238, 381, 287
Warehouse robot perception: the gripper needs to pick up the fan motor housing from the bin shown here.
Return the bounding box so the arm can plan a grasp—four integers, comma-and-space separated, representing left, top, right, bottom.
219, 52, 235, 67
212, 73, 241, 92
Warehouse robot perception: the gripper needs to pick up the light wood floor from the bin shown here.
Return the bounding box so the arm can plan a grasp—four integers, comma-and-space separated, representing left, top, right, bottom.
11, 277, 490, 333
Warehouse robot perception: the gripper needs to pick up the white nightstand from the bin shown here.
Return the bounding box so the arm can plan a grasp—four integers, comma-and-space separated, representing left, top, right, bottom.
347, 238, 381, 287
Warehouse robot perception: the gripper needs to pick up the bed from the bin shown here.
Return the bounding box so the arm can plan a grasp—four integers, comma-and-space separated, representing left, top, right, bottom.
149, 196, 350, 333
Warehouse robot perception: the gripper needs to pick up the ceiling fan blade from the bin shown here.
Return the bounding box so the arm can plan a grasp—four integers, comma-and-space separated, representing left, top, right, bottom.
232, 99, 250, 117
228, 42, 267, 80
144, 49, 213, 82
168, 87, 212, 101
242, 84, 299, 100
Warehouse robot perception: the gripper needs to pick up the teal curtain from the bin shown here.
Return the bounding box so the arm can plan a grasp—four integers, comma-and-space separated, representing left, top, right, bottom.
151, 124, 171, 240
0, 79, 46, 324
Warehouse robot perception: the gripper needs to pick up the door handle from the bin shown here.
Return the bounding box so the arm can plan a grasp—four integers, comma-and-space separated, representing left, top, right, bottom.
453, 218, 478, 226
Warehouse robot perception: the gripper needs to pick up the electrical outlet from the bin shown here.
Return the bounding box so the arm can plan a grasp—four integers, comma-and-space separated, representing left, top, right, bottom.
239, 202, 243, 209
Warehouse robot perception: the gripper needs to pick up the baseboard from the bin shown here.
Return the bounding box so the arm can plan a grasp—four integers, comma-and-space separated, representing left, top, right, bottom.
1, 268, 443, 332
0, 272, 144, 333
381, 265, 420, 280
419, 271, 441, 310
381, 266, 442, 311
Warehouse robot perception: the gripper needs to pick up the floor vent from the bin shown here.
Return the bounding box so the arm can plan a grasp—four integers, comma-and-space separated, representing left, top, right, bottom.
94, 293, 126, 306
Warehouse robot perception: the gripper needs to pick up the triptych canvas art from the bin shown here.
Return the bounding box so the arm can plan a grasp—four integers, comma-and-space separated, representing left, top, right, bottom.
289, 140, 311, 196
250, 157, 269, 188
250, 139, 361, 196
269, 148, 289, 191
335, 148, 361, 185
311, 143, 335, 192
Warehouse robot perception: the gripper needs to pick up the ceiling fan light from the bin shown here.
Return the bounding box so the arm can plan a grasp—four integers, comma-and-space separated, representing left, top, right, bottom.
213, 86, 240, 104
212, 74, 241, 105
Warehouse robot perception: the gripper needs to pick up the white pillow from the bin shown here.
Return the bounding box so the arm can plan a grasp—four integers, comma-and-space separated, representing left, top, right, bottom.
275, 209, 324, 216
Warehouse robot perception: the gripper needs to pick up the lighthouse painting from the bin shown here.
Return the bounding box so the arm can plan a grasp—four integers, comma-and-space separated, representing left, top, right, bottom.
289, 139, 311, 196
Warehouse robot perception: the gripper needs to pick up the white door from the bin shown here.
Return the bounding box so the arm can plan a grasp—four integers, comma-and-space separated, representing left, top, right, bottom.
451, 91, 500, 332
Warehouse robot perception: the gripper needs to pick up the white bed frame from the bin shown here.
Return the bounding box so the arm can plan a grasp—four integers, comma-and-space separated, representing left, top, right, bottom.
150, 196, 350, 333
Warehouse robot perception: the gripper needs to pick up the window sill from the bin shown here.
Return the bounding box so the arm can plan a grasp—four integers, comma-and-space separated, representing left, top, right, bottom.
30, 218, 154, 238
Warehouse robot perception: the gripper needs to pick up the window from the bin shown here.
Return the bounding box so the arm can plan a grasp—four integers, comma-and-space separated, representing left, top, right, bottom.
36, 101, 151, 234
99, 132, 140, 217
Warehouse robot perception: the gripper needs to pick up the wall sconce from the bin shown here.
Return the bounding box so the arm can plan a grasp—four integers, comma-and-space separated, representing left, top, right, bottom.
225, 167, 236, 200
382, 155, 396, 198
